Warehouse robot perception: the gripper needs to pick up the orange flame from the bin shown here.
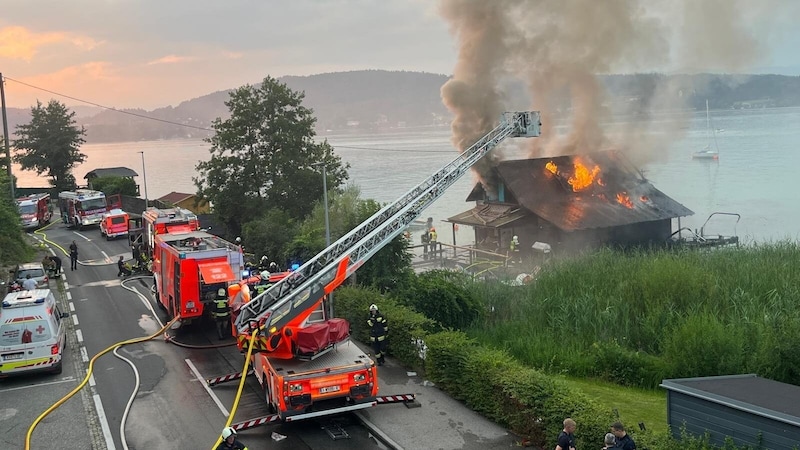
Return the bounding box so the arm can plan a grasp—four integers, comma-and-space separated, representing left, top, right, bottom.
545, 161, 558, 175
568, 158, 601, 192
616, 192, 634, 209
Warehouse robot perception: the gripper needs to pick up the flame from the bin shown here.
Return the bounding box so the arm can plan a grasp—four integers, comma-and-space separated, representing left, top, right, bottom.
545, 161, 558, 175
568, 158, 601, 192
616, 192, 634, 209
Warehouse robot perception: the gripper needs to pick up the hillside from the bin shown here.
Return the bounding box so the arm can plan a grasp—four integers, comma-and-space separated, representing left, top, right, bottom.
4, 70, 800, 143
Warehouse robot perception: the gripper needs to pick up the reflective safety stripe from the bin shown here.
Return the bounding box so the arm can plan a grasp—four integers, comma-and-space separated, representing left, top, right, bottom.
1, 355, 57, 371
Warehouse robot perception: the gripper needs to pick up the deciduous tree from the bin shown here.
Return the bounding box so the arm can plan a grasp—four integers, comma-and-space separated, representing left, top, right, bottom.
12, 100, 86, 192
194, 76, 349, 237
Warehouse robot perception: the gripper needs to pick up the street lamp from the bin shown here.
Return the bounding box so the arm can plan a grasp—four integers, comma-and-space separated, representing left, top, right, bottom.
138, 151, 148, 209
312, 162, 333, 318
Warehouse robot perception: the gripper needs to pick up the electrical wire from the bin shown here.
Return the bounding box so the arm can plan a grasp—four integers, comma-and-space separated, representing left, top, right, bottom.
3, 75, 213, 132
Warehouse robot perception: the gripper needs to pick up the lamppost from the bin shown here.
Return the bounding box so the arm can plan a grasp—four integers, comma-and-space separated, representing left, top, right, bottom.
138, 151, 148, 209
312, 162, 332, 318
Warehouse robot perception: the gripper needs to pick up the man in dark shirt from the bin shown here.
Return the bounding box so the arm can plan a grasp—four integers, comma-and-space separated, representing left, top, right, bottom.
611, 421, 636, 450
556, 417, 576, 450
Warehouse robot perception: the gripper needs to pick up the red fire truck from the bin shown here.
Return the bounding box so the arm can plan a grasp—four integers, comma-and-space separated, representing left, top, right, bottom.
16, 193, 52, 230
152, 231, 243, 327
141, 208, 200, 257
58, 189, 108, 229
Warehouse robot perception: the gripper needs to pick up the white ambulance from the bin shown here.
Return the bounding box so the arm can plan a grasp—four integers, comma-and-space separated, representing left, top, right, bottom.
0, 289, 68, 377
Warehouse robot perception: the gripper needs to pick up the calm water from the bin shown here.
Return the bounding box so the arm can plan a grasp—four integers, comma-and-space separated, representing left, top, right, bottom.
14, 107, 800, 244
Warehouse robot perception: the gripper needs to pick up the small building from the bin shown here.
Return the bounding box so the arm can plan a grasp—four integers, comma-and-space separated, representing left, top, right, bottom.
84, 167, 139, 190
661, 374, 800, 449
447, 150, 693, 255
157, 191, 210, 215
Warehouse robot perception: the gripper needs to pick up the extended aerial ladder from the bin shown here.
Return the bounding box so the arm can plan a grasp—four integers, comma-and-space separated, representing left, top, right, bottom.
234, 111, 541, 343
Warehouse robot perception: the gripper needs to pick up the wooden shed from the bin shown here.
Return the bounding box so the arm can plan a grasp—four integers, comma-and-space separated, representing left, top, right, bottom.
661, 374, 800, 449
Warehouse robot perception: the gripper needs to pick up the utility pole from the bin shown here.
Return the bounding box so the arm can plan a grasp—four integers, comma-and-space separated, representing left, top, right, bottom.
0, 73, 14, 198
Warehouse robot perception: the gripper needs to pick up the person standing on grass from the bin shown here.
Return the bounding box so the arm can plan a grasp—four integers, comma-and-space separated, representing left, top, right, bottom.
555, 417, 577, 450
611, 422, 636, 450
69, 240, 79, 270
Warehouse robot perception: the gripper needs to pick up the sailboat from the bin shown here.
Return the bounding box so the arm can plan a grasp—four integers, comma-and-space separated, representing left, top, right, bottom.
693, 99, 720, 160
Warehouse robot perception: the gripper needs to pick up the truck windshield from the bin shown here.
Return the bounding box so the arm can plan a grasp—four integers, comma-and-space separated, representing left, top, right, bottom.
18, 204, 36, 215
79, 198, 107, 211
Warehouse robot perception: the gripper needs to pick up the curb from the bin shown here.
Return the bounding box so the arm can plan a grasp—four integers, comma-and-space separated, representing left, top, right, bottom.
354, 411, 404, 450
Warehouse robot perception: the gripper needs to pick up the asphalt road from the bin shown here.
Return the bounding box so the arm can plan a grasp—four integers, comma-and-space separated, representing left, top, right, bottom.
11, 223, 390, 450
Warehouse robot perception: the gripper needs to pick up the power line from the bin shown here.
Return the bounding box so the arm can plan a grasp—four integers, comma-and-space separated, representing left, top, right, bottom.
329, 143, 454, 154
3, 76, 213, 132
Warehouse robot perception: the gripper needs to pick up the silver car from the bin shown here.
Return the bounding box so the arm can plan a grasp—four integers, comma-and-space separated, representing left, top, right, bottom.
13, 263, 49, 289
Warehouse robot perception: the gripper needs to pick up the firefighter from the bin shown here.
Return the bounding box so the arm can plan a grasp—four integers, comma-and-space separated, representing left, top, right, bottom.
428, 227, 438, 257
49, 255, 63, 277
367, 304, 388, 366
217, 427, 248, 450
259, 255, 269, 271
510, 235, 521, 263
117, 256, 132, 277
211, 288, 231, 340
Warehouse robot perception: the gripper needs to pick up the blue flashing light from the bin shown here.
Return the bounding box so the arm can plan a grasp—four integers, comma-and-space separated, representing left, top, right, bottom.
242, 270, 250, 277
291, 263, 300, 271
1, 300, 9, 307
35, 297, 45, 303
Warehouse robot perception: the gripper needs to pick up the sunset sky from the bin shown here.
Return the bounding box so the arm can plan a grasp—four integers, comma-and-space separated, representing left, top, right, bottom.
2, 0, 799, 111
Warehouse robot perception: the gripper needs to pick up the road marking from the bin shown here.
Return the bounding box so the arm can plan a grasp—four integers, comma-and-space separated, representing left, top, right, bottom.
185, 358, 230, 417
64, 282, 70, 290
0, 377, 77, 393
69, 302, 75, 312
80, 347, 89, 363
89, 373, 116, 450
66, 292, 72, 301
72, 315, 79, 326
100, 251, 110, 263
76, 329, 83, 343
74, 232, 91, 241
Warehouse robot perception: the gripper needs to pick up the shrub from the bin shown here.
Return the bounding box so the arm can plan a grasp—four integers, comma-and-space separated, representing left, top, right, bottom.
398, 270, 482, 330
662, 314, 745, 378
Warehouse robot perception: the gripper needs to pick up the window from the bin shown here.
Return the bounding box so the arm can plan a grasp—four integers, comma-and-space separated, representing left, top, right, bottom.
0, 320, 52, 345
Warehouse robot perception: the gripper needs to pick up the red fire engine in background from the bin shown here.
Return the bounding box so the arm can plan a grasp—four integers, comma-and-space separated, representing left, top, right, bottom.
141, 207, 200, 257
152, 231, 243, 327
58, 189, 108, 229
16, 193, 52, 230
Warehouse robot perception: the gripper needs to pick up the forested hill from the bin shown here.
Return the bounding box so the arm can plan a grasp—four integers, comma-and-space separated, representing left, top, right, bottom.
5, 70, 800, 143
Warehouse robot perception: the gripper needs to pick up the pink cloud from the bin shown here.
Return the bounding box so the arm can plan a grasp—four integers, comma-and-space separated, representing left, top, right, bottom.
0, 26, 100, 61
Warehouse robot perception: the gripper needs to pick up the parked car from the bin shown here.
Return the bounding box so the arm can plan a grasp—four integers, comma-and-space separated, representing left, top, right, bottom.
12, 262, 49, 290
0, 289, 69, 376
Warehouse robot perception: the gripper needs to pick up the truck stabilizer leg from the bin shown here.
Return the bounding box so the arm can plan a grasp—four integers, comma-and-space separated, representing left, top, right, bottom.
230, 414, 282, 431
376, 393, 420, 408
206, 369, 254, 387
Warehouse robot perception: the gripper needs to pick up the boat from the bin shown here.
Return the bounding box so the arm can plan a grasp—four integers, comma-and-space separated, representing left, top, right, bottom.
693, 99, 719, 160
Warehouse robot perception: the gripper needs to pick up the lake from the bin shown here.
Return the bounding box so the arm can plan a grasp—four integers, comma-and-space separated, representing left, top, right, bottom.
13, 106, 800, 244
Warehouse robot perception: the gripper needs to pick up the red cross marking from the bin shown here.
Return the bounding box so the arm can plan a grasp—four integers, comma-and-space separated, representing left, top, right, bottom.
36, 325, 46, 334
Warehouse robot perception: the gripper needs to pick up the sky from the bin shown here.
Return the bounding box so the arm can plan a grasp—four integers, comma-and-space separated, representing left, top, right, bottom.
1, 0, 799, 111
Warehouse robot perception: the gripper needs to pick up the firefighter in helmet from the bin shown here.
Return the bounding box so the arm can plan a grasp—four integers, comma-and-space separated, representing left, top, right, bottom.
211, 288, 231, 340
367, 304, 388, 366
217, 426, 248, 450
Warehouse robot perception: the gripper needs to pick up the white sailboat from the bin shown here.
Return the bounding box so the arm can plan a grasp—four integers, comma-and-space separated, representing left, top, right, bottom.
693, 99, 719, 160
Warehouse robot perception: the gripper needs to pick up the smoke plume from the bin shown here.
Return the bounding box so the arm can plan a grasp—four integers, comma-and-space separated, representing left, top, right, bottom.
439, 0, 778, 185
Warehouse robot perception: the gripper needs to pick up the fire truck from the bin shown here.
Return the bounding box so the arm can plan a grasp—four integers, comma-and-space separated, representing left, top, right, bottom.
152, 231, 243, 327
215, 111, 541, 428
58, 189, 108, 229
100, 209, 130, 240
139, 208, 200, 257
16, 193, 52, 230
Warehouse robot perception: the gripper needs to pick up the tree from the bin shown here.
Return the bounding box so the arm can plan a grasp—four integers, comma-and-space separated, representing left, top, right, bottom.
194, 76, 349, 237
0, 172, 33, 265
91, 176, 139, 197
12, 100, 86, 192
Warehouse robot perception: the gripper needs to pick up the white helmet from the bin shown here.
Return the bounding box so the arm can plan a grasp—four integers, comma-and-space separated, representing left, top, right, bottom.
261, 255, 268, 262
221, 426, 236, 439
217, 288, 227, 297
260, 270, 270, 279
369, 304, 378, 312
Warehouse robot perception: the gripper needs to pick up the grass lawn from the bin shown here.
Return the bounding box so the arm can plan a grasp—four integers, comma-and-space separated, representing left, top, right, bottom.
560, 376, 667, 434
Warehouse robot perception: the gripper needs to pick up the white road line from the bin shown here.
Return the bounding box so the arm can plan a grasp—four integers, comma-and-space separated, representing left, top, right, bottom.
0, 377, 77, 393
64, 281, 70, 289
89, 373, 97, 387
72, 315, 79, 326
185, 358, 230, 417
74, 232, 91, 241
80, 347, 89, 363
76, 329, 84, 343
92, 389, 117, 450
67, 292, 72, 301
69, 302, 75, 312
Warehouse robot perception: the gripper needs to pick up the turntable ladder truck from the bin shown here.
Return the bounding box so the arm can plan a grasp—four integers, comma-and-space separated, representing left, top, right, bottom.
212, 111, 541, 429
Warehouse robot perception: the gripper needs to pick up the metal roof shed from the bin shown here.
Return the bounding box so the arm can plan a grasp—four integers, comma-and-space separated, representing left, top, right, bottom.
661, 374, 800, 449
